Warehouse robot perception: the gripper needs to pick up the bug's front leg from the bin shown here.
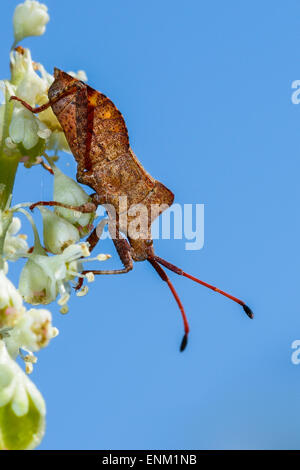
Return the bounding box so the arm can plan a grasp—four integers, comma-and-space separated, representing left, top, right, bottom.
9, 80, 82, 114
29, 193, 100, 213
9, 96, 52, 114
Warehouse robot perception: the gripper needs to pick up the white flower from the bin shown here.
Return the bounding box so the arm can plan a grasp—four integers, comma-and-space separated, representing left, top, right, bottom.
10, 49, 28, 86
0, 341, 45, 450
4, 308, 58, 359
0, 210, 13, 242
18, 255, 53, 306
13, 1, 49, 45
0, 270, 25, 328
9, 107, 50, 150
12, 49, 47, 105
33, 63, 64, 133
39, 207, 80, 254
7, 217, 22, 236
3, 216, 29, 261
8, 47, 76, 155
9, 47, 59, 134
35, 62, 54, 89
8, 48, 54, 153
53, 164, 95, 235
18, 243, 90, 306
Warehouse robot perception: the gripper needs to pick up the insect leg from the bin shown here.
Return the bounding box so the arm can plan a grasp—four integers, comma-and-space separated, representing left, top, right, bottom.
85, 218, 109, 252
9, 97, 52, 113
29, 199, 98, 213
150, 255, 253, 319
78, 219, 133, 283
9, 81, 82, 114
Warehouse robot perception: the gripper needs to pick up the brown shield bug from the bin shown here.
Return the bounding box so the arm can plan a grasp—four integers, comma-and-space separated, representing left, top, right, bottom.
10, 69, 253, 351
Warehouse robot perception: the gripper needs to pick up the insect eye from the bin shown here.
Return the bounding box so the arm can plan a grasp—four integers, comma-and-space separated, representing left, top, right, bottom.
145, 239, 153, 246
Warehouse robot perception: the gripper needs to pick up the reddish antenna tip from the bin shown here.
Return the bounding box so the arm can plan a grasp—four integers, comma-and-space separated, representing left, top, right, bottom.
243, 304, 254, 319
180, 333, 188, 352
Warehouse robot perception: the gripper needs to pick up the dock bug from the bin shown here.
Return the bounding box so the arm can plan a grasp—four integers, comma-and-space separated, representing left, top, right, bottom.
10, 69, 253, 351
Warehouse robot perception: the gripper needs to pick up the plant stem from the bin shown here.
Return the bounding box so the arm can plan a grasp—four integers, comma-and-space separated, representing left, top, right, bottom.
0, 89, 19, 211
0, 153, 19, 210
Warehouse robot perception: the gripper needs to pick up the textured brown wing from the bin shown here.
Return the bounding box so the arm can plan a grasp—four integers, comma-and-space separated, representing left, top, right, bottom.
81, 85, 130, 171
49, 70, 129, 172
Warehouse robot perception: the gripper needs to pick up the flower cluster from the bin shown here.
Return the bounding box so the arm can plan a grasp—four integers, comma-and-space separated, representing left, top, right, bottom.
2, 45, 85, 163
0, 1, 108, 450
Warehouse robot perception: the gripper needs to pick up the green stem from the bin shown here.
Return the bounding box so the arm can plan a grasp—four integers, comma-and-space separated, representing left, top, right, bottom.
0, 153, 19, 211
0, 89, 19, 211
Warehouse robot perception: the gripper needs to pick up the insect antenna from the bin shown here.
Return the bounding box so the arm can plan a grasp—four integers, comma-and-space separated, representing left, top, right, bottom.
148, 258, 189, 352
151, 255, 254, 320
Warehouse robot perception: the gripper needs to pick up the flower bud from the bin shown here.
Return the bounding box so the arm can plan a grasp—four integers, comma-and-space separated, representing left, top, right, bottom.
39, 207, 80, 254
13, 1, 49, 45
0, 341, 45, 450
53, 165, 95, 235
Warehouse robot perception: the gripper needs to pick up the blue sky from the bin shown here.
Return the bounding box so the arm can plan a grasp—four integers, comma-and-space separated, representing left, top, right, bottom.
1, 0, 300, 449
